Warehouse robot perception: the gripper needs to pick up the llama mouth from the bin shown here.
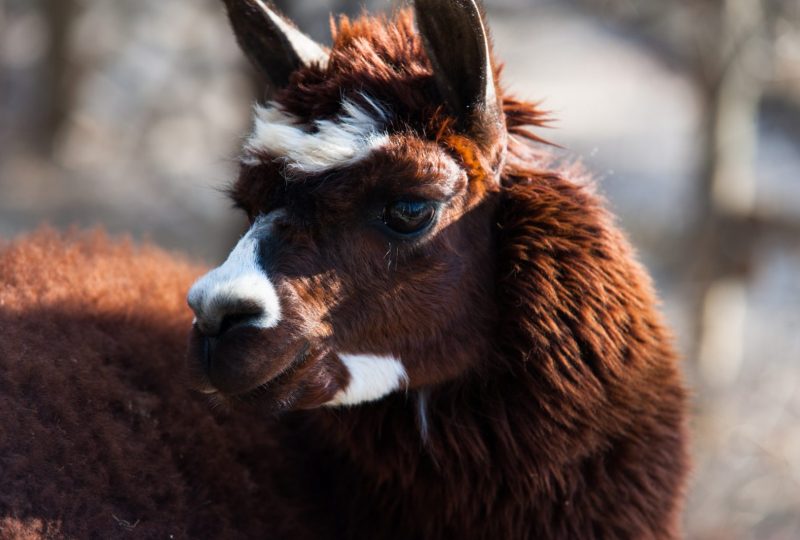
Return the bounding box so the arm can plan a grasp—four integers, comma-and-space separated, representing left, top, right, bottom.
187, 322, 309, 396
191, 330, 317, 400
232, 341, 317, 402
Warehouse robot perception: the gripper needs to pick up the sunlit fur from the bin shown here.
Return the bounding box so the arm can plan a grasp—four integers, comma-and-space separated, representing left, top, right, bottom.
0, 230, 306, 538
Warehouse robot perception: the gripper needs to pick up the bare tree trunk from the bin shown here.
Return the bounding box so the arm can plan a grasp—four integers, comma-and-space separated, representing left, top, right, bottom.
692, 0, 768, 394
40, 0, 77, 153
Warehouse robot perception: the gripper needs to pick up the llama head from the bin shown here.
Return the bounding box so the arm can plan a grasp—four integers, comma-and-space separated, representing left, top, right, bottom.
187, 0, 510, 411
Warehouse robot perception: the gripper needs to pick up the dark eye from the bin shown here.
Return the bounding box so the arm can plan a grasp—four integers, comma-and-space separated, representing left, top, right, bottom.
382, 200, 437, 236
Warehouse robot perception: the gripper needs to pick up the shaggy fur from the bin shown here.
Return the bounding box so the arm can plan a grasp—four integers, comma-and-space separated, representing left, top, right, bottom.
217, 7, 690, 537
0, 4, 689, 539
0, 230, 326, 539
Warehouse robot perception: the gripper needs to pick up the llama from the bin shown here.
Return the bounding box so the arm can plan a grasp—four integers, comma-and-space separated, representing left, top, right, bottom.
0, 1, 689, 538
188, 0, 690, 536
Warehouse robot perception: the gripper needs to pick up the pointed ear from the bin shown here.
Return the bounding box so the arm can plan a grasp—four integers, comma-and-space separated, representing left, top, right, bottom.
223, 0, 329, 90
414, 0, 501, 137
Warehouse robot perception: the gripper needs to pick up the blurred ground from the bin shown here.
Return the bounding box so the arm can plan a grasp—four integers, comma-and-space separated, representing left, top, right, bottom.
1, 0, 799, 538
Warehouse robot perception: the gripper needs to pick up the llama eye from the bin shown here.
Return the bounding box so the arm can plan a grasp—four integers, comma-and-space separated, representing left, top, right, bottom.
382, 200, 437, 236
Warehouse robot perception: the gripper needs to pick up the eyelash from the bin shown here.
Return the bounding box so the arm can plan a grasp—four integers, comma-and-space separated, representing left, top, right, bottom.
379, 200, 439, 239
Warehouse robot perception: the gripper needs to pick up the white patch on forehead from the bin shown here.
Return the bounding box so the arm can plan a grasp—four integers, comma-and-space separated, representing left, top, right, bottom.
325, 353, 408, 407
187, 210, 284, 335
244, 95, 390, 174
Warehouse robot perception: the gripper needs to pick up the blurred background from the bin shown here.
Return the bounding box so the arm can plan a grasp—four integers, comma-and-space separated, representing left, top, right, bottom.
1, 0, 798, 537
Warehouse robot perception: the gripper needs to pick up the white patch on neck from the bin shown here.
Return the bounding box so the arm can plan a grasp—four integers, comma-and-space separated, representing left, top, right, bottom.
326, 353, 409, 407
187, 210, 284, 335
244, 95, 390, 174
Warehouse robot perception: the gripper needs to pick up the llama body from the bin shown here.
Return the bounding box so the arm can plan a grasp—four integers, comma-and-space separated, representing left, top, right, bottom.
0, 1, 688, 538
0, 231, 312, 538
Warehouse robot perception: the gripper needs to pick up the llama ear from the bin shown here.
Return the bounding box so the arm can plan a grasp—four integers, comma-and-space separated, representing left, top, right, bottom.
223, 0, 329, 90
414, 0, 501, 137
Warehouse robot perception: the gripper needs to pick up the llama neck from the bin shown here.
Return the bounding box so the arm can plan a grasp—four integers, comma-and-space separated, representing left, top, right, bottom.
303, 368, 573, 539
305, 330, 685, 539
308, 364, 558, 499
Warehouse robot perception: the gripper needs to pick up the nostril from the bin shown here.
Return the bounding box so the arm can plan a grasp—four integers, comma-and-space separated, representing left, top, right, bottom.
218, 311, 261, 336
194, 297, 264, 337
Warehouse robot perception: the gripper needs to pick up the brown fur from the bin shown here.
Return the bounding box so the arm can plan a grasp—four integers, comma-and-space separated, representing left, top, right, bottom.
0, 5, 688, 539
214, 6, 690, 536
0, 230, 323, 539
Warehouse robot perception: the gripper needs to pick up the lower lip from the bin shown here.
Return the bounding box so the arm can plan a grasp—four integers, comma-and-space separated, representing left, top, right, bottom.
235, 342, 323, 403
193, 329, 316, 397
